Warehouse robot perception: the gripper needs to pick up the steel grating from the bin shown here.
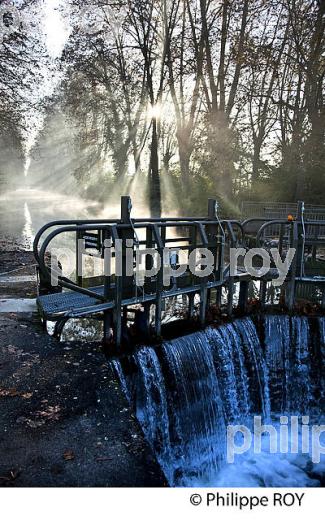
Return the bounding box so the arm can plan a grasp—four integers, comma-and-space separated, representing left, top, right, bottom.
37, 286, 105, 319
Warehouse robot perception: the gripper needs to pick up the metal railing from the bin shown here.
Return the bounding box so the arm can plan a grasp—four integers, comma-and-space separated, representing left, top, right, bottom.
33, 198, 325, 347
241, 201, 325, 220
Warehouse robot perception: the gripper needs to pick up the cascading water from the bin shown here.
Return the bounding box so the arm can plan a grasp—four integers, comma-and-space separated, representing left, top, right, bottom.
132, 348, 173, 484
264, 315, 312, 413
160, 333, 226, 485
234, 318, 271, 419
317, 317, 325, 403
112, 316, 325, 487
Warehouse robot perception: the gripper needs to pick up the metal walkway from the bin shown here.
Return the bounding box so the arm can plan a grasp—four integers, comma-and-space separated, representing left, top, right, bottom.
37, 286, 106, 319
34, 197, 325, 348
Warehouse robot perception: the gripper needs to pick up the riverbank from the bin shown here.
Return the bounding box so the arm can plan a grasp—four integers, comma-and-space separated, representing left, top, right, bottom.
0, 237, 166, 487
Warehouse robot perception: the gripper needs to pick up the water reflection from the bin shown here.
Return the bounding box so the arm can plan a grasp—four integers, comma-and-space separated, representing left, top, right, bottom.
0, 188, 103, 245
22, 202, 34, 250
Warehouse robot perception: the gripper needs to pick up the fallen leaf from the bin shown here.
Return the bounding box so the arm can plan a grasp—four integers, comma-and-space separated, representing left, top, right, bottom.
21, 392, 33, 399
0, 388, 20, 397
63, 450, 75, 461
36, 405, 61, 421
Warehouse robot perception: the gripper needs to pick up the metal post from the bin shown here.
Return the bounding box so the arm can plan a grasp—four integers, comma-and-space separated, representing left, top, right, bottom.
200, 286, 208, 326
227, 280, 234, 315
76, 229, 82, 287
120, 196, 134, 299
207, 198, 219, 276
285, 200, 304, 310
121, 195, 132, 222
188, 224, 197, 318
259, 280, 267, 308
208, 198, 218, 219
197, 222, 209, 327
114, 276, 122, 347
110, 226, 122, 348
152, 225, 163, 339
296, 200, 305, 277
225, 221, 237, 316
188, 292, 195, 318
278, 223, 284, 257
286, 221, 298, 309
103, 310, 112, 345
238, 280, 249, 312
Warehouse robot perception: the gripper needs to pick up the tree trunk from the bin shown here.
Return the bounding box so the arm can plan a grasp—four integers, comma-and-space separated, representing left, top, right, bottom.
179, 150, 190, 193
252, 139, 262, 184
177, 128, 191, 194
149, 117, 161, 218
210, 109, 233, 201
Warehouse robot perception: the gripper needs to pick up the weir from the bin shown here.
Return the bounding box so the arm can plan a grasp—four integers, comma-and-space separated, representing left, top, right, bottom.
112, 315, 325, 486
30, 198, 325, 487
34, 197, 325, 349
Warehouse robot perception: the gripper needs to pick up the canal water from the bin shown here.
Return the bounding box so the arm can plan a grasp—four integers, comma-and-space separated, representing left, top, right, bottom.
0, 188, 104, 250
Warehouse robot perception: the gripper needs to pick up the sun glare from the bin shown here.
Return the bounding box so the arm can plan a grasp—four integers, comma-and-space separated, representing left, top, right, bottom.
147, 103, 162, 120
43, 0, 70, 58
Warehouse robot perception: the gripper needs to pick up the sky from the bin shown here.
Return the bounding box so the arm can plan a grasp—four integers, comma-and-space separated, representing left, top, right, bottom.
43, 0, 70, 58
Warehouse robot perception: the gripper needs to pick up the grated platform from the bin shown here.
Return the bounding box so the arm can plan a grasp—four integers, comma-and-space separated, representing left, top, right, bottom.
37, 286, 106, 319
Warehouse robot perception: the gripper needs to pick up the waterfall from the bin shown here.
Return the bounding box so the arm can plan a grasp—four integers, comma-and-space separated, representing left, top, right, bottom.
133, 348, 173, 483
112, 316, 324, 486
233, 318, 271, 419
161, 333, 226, 485
317, 318, 325, 409
111, 359, 130, 401
264, 316, 311, 413
264, 315, 290, 412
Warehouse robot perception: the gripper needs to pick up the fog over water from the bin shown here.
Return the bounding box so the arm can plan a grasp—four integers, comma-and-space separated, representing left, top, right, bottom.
0, 183, 159, 247
0, 188, 103, 250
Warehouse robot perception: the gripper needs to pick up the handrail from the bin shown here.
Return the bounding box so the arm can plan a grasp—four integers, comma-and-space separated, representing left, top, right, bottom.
38, 225, 84, 281
302, 220, 325, 226
36, 218, 230, 300
38, 224, 110, 300
33, 197, 325, 343
34, 216, 242, 264
255, 219, 325, 247
34, 218, 122, 264
242, 217, 275, 231
256, 220, 290, 247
